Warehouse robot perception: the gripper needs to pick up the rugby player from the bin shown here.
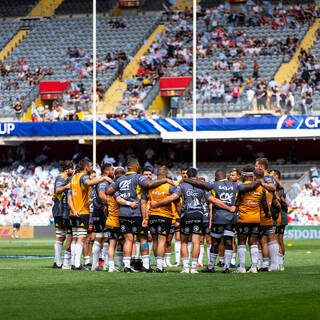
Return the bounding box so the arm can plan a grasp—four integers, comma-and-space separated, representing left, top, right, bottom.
255, 158, 281, 271
229, 168, 241, 267
197, 177, 212, 268
272, 169, 288, 271
141, 166, 178, 272
107, 158, 175, 273
83, 170, 97, 268
106, 167, 127, 271
183, 169, 261, 273
68, 159, 110, 270
235, 165, 269, 273
151, 168, 236, 274
90, 163, 114, 271
52, 160, 73, 269
174, 166, 188, 266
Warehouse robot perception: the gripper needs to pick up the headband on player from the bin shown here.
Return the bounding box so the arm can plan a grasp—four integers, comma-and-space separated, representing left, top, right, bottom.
242, 172, 254, 177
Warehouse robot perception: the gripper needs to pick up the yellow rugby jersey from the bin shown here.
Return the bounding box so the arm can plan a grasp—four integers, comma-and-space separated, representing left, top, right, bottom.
70, 172, 90, 216
260, 189, 273, 226
106, 195, 120, 228
146, 183, 175, 219
238, 182, 266, 224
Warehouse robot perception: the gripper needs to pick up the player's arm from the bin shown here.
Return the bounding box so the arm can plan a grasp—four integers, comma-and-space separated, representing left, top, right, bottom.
272, 197, 281, 212
98, 190, 108, 205
174, 200, 182, 220
150, 193, 180, 208
261, 190, 271, 218
142, 177, 175, 189
55, 183, 70, 194
115, 196, 138, 209
209, 203, 213, 230
261, 176, 276, 192
140, 199, 148, 227
182, 178, 210, 190
280, 195, 288, 211
67, 192, 79, 217
239, 180, 261, 193
84, 176, 112, 187
207, 195, 236, 213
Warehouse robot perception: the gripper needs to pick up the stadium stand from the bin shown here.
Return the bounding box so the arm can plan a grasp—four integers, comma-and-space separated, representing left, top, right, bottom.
0, 14, 160, 119
54, 0, 117, 16
0, 0, 38, 18
177, 3, 315, 117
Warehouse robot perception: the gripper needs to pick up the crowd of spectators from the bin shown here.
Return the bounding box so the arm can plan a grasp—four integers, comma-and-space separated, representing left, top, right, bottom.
289, 27, 320, 115
288, 165, 320, 226
190, 2, 319, 115
119, 9, 193, 111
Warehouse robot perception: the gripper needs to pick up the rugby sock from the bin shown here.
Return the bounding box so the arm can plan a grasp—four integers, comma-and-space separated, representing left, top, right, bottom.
123, 257, 131, 269
279, 253, 284, 267
102, 242, 109, 262
269, 241, 279, 270
156, 256, 164, 271
238, 245, 246, 269
92, 241, 101, 270
182, 257, 189, 270
231, 252, 236, 266
250, 245, 259, 269
116, 251, 124, 267
165, 253, 171, 265
191, 258, 198, 271
262, 257, 269, 269
74, 242, 84, 268
219, 256, 225, 264
108, 258, 115, 270
54, 241, 63, 267
174, 240, 181, 263
209, 253, 218, 269
71, 241, 76, 266
84, 256, 90, 265
135, 242, 140, 258
142, 255, 150, 269
63, 250, 71, 266
224, 249, 233, 270
188, 242, 193, 259
206, 244, 211, 261
198, 245, 204, 265
258, 250, 263, 268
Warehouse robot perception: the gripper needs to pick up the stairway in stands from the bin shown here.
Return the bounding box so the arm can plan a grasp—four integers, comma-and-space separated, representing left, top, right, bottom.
28, 0, 65, 17
274, 18, 320, 85
98, 24, 166, 114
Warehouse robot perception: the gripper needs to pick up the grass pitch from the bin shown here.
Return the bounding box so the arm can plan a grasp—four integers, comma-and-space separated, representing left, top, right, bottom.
0, 239, 319, 320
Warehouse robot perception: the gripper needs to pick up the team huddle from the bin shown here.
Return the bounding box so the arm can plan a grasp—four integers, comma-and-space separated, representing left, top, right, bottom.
52, 157, 288, 273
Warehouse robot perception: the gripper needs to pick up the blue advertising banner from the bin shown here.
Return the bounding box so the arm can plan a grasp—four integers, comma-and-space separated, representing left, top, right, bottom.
0, 115, 319, 137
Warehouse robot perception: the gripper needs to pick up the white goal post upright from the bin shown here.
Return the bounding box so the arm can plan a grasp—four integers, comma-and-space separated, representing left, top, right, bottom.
192, 0, 197, 168
92, 0, 97, 169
